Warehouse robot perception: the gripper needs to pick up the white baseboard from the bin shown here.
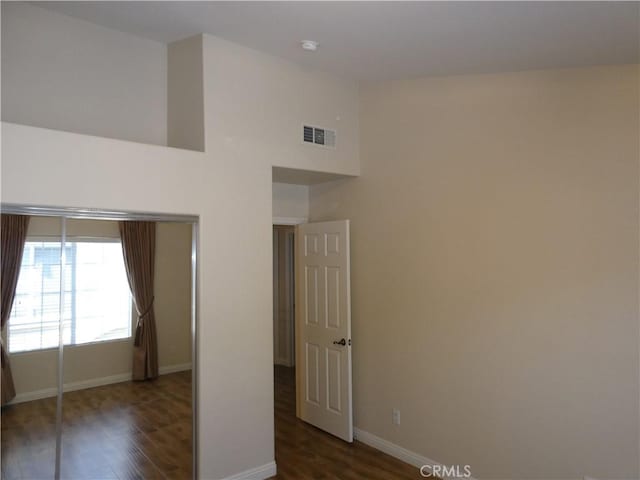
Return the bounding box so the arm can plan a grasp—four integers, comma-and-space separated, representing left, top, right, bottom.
10, 372, 131, 404
354, 428, 476, 480
222, 461, 277, 480
10, 362, 192, 405
159, 362, 192, 375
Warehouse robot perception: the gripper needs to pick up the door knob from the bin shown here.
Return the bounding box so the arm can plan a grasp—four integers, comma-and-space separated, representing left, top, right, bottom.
333, 338, 346, 346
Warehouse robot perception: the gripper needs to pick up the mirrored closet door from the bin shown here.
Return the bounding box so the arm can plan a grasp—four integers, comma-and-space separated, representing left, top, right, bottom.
1, 209, 197, 480
1, 214, 62, 479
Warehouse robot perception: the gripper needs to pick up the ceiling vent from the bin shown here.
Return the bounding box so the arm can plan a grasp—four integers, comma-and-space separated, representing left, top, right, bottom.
303, 125, 336, 149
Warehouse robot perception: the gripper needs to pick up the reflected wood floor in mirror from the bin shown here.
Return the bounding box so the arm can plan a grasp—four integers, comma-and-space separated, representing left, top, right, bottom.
1, 371, 192, 480
271, 366, 423, 480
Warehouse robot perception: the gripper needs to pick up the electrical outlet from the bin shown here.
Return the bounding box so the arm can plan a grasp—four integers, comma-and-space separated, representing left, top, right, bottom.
392, 408, 401, 425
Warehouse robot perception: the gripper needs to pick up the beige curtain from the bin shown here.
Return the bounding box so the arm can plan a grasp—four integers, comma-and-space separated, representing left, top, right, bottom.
1, 214, 30, 405
119, 221, 158, 381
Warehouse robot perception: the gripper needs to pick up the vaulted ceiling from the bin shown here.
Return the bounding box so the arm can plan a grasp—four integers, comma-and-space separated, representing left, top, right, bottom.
33, 1, 639, 82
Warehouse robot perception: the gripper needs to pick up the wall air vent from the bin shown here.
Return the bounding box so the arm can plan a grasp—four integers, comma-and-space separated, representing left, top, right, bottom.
303, 125, 336, 149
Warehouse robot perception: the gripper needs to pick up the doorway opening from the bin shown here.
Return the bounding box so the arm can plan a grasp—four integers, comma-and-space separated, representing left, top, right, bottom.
273, 225, 295, 369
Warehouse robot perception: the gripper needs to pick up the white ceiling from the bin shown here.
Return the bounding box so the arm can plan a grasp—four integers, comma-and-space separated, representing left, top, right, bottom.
32, 1, 639, 82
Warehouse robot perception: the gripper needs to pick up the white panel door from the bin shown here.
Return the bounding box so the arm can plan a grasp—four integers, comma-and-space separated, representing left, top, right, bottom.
295, 220, 352, 442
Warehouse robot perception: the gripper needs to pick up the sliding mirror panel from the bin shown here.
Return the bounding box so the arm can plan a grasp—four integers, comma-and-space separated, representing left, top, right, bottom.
58, 218, 130, 479
60, 219, 194, 479
1, 215, 63, 479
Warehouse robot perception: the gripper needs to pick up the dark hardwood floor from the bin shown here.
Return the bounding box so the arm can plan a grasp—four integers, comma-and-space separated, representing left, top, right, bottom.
2, 367, 422, 479
271, 365, 422, 480
1, 371, 192, 480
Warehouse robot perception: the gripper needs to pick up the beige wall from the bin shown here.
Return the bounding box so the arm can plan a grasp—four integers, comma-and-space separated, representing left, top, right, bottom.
168, 35, 205, 152
310, 65, 640, 479
1, 2, 167, 145
9, 218, 192, 397
198, 34, 360, 478
203, 35, 360, 177
155, 222, 192, 368
272, 182, 309, 220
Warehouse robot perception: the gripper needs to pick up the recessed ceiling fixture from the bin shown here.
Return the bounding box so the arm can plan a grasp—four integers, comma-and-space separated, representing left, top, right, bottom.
301, 40, 318, 52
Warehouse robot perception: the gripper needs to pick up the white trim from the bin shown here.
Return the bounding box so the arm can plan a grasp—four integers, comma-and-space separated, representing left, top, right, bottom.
1, 203, 198, 223
11, 373, 130, 404
159, 362, 192, 375
273, 216, 307, 225
221, 461, 277, 480
354, 428, 477, 480
10, 363, 193, 405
